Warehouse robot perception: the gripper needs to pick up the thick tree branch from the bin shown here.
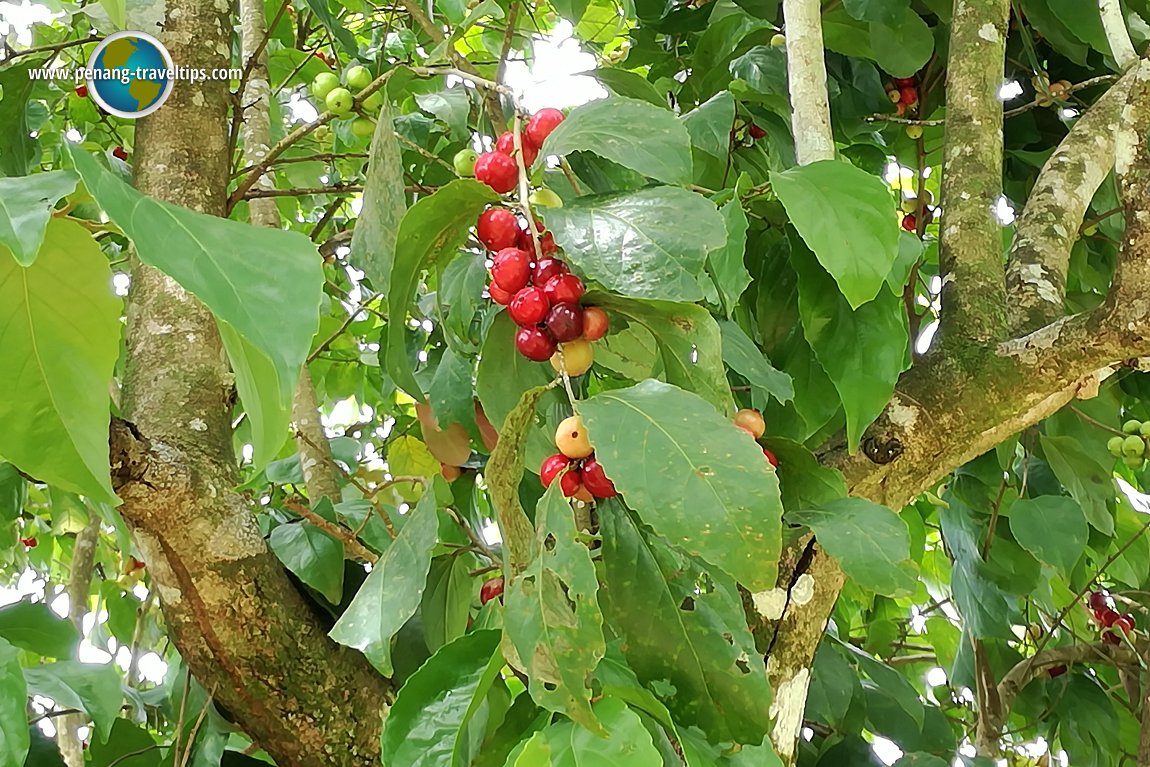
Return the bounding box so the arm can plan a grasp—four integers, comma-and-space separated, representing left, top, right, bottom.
938, 0, 1011, 347
781, 0, 834, 164
1099, 0, 1137, 70
1005, 71, 1133, 332
58, 517, 101, 767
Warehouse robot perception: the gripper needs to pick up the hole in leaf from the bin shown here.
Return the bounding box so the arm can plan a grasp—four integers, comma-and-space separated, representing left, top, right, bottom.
543, 681, 557, 691
544, 534, 557, 552
735, 658, 751, 675
679, 596, 695, 612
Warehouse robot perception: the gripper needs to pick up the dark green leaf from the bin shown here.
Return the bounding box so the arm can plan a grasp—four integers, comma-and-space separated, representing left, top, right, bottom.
541, 188, 726, 302
420, 554, 476, 652
841, 641, 925, 728
0, 63, 37, 177
350, 101, 406, 288
87, 719, 159, 767
719, 320, 794, 404
0, 464, 24, 524
868, 9, 934, 78
728, 46, 789, 112
1008, 495, 1087, 578
940, 494, 1019, 639
539, 697, 663, 765
1041, 434, 1114, 535
539, 97, 692, 184
297, 0, 357, 53
416, 90, 471, 139
762, 438, 847, 509
23, 662, 121, 743
329, 491, 439, 674
0, 171, 78, 266
707, 200, 753, 316
843, 0, 908, 23
591, 69, 667, 107
1047, 0, 1109, 54
428, 346, 475, 434
0, 639, 28, 767
682, 91, 735, 161
0, 599, 79, 659
268, 521, 345, 603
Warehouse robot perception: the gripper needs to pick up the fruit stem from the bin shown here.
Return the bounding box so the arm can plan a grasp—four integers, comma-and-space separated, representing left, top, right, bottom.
511, 113, 545, 264
554, 347, 580, 411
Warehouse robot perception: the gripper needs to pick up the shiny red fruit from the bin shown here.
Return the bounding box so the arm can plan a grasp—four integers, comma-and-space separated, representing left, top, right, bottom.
543, 274, 584, 305
1117, 614, 1136, 634
559, 467, 583, 497
532, 257, 568, 286
515, 326, 557, 361
112, 146, 128, 161
488, 282, 513, 305
509, 287, 550, 326
495, 131, 539, 167
527, 108, 565, 148
762, 447, 779, 467
893, 77, 915, 87
748, 124, 766, 139
1088, 591, 1109, 612
545, 303, 584, 342
491, 247, 531, 292
581, 306, 609, 341
480, 576, 505, 605
518, 225, 559, 256
474, 151, 519, 194
75, 84, 88, 98
899, 86, 918, 106
477, 208, 520, 251
19, 537, 36, 548
581, 457, 617, 498
1103, 631, 1121, 645
540, 453, 571, 487
1100, 609, 1121, 627
901, 213, 917, 232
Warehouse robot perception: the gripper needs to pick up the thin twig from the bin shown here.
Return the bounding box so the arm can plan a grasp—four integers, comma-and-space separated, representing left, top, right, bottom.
283, 497, 380, 562
177, 684, 218, 767
0, 34, 99, 63
244, 184, 365, 199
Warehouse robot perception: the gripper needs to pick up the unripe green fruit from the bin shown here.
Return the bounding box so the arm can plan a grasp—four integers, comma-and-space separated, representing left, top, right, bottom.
900, 197, 917, 214
453, 148, 478, 177
346, 65, 372, 90
770, 33, 786, 47
906, 124, 923, 140
311, 71, 340, 101
361, 90, 383, 113
352, 117, 375, 138
1109, 436, 1127, 457
1124, 455, 1145, 469
528, 188, 564, 208
325, 87, 354, 116
1139, 422, 1150, 437
1122, 435, 1145, 457
1123, 419, 1143, 434
1083, 224, 1098, 236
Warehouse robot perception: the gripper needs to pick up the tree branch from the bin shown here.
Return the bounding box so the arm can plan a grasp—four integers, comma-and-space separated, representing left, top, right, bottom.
1099, 0, 1137, 70
58, 516, 101, 767
781, 0, 834, 164
1005, 71, 1133, 332
937, 0, 1011, 347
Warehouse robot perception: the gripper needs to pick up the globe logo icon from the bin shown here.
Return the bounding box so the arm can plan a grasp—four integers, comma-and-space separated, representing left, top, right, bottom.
86, 31, 174, 119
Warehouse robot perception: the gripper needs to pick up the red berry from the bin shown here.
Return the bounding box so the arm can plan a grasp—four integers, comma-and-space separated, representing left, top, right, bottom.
1047, 664, 1067, 678
893, 76, 915, 87
491, 247, 531, 292
508, 287, 550, 326
19, 537, 36, 548
559, 467, 583, 497
526, 108, 565, 148
495, 131, 539, 167
1101, 609, 1121, 627
895, 102, 907, 117
75, 84, 88, 98
1103, 631, 1121, 646
488, 282, 513, 305
515, 326, 557, 361
474, 151, 519, 194
1117, 614, 1135, 634
581, 306, 609, 341
112, 146, 128, 161
540, 454, 571, 487
545, 303, 584, 343
581, 457, 617, 498
543, 274, 584, 305
477, 208, 520, 251
748, 124, 766, 139
899, 86, 918, 106
901, 213, 917, 232
532, 257, 568, 286
538, 230, 558, 255
762, 447, 779, 467
480, 576, 505, 605
518, 224, 559, 256
1088, 591, 1109, 612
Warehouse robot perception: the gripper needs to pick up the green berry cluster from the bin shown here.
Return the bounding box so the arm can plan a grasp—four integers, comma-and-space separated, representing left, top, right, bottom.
1106, 419, 1150, 468
309, 64, 382, 139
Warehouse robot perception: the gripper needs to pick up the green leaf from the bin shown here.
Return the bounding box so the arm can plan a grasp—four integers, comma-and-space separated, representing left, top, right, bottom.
539, 97, 692, 184
840, 641, 925, 728
582, 380, 782, 589
791, 234, 909, 451
707, 200, 753, 317
600, 504, 772, 744
420, 554, 477, 652
0, 171, 78, 266
68, 147, 323, 467
268, 521, 345, 604
762, 438, 847, 510
0, 464, 25, 523
682, 91, 735, 161
98, 0, 125, 28
718, 320, 794, 405
940, 493, 1019, 639
350, 101, 406, 288
1008, 495, 1088, 578
416, 90, 471, 139
329, 491, 438, 675
789, 498, 917, 596
591, 294, 734, 413
0, 601, 79, 659
868, 9, 935, 78
87, 719, 159, 767
728, 46, 789, 112
503, 482, 606, 732
380, 629, 504, 767
541, 188, 726, 302
0, 63, 36, 177
1047, 0, 1109, 54
428, 346, 475, 434
539, 697, 662, 766
771, 160, 901, 308
384, 180, 499, 397
23, 662, 121, 743
297, 0, 357, 53
843, 0, 908, 23
591, 69, 667, 107
894, 754, 950, 767
0, 639, 27, 767
1040, 434, 1114, 535
0, 218, 120, 503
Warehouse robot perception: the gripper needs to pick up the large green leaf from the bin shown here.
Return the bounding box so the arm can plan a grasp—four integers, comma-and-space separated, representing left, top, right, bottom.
0, 63, 37, 177
329, 491, 438, 675
581, 380, 782, 590
0, 639, 28, 767
0, 601, 79, 659
1047, 0, 1109, 54
591, 294, 734, 413
87, 719, 159, 767
868, 8, 935, 78
68, 147, 323, 466
384, 180, 498, 397
600, 504, 772, 743
0, 218, 120, 503
1008, 495, 1087, 578
268, 521, 345, 604
23, 662, 121, 743
681, 91, 736, 161
728, 46, 790, 112
939, 493, 1019, 640
789, 498, 917, 596
0, 171, 78, 266
298, 0, 357, 53
538, 697, 662, 766
503, 483, 605, 733
718, 320, 794, 405
791, 234, 909, 452
0, 464, 25, 523
707, 200, 752, 317
762, 438, 847, 510
420, 553, 477, 652
771, 160, 900, 309
380, 629, 504, 767
1040, 434, 1114, 535
538, 97, 692, 185
843, 0, 908, 23
540, 188, 726, 302
350, 101, 406, 288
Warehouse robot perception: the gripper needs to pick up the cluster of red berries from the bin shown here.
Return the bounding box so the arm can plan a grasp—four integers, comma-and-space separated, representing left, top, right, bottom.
540, 415, 618, 502
19, 537, 36, 548
472, 108, 565, 194
886, 76, 919, 117
733, 408, 778, 467
1088, 590, 1136, 646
